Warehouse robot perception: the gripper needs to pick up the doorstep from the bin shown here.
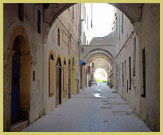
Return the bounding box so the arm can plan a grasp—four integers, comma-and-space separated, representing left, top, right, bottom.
10, 120, 29, 132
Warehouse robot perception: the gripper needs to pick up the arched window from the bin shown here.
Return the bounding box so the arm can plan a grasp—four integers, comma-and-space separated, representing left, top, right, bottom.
133, 36, 137, 76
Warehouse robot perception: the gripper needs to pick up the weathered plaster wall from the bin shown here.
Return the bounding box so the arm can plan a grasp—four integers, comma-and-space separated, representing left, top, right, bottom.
137, 4, 160, 131
3, 3, 80, 131
3, 4, 45, 130
114, 4, 160, 131
90, 31, 117, 46
44, 4, 80, 113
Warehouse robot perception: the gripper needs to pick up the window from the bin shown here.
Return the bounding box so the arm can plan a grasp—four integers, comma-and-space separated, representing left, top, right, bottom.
127, 80, 128, 93
18, 4, 24, 21
87, 16, 88, 30
57, 28, 60, 46
122, 62, 124, 86
119, 18, 120, 40
114, 21, 117, 31
124, 60, 126, 82
129, 57, 131, 89
91, 3, 93, 28
121, 13, 124, 33
72, 6, 74, 19
37, 10, 41, 33
133, 37, 137, 76
80, 19, 82, 36
83, 33, 86, 44
124, 60, 127, 91
33, 71, 35, 81
79, 4, 82, 36
141, 48, 146, 97
84, 6, 86, 23
83, 33, 85, 44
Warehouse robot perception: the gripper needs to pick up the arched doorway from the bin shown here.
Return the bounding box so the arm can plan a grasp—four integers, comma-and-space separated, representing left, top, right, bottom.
71, 57, 76, 95
68, 59, 71, 98
10, 36, 31, 125
7, 28, 31, 129
56, 58, 62, 105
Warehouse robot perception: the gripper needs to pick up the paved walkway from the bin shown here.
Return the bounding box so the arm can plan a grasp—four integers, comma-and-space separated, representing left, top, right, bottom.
22, 85, 151, 132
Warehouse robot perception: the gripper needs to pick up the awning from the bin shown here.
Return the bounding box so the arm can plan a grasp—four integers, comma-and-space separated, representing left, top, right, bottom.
80, 60, 86, 65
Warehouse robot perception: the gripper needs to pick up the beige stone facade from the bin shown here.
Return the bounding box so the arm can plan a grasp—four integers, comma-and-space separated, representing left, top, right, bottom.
82, 4, 160, 131
44, 4, 80, 113
3, 3, 80, 131
113, 4, 160, 131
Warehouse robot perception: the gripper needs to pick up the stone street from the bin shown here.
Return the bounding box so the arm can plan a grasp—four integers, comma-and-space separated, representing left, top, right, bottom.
22, 84, 151, 132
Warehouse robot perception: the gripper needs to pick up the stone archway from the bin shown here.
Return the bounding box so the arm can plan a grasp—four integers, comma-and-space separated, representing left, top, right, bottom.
82, 45, 115, 64
44, 3, 143, 26
87, 53, 113, 66
85, 52, 114, 88
7, 26, 31, 130
84, 52, 114, 71
43, 3, 144, 44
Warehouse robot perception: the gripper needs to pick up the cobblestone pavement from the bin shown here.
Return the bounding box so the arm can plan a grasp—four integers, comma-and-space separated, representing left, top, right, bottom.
22, 84, 151, 132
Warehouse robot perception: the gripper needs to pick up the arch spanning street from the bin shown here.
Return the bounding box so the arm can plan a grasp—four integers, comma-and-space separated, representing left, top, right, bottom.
3, 3, 160, 132
82, 45, 114, 63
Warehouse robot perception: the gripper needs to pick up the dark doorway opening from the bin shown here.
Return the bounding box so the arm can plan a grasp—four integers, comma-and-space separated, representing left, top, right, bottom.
11, 38, 28, 124
141, 48, 146, 97
68, 60, 71, 98
56, 58, 62, 105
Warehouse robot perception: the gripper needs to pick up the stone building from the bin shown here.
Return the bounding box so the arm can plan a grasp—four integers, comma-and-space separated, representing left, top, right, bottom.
81, 4, 160, 131
112, 5, 160, 131
45, 4, 81, 113
3, 3, 81, 131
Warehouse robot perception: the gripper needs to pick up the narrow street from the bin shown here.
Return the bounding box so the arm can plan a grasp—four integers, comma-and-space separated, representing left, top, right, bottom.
3, 3, 160, 132
22, 84, 150, 132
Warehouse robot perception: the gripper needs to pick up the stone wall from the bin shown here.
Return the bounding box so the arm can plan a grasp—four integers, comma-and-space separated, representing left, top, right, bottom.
138, 4, 160, 131
44, 4, 80, 113
114, 4, 160, 131
3, 3, 80, 131
3, 4, 45, 130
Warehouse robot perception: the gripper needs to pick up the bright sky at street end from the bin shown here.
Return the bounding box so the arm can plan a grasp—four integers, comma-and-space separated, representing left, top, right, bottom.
91, 3, 115, 38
